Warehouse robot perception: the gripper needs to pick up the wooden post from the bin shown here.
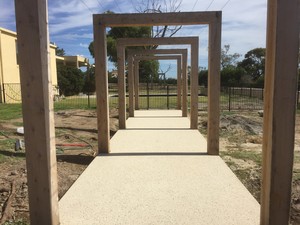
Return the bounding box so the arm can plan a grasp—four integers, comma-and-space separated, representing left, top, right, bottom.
94, 12, 222, 153
117, 38, 198, 128
190, 39, 199, 129
177, 57, 182, 110
207, 13, 222, 155
14, 0, 59, 224
93, 20, 110, 153
128, 48, 188, 114
117, 43, 126, 129
260, 0, 299, 224
134, 59, 139, 110
128, 49, 187, 113
128, 53, 134, 117
182, 51, 188, 117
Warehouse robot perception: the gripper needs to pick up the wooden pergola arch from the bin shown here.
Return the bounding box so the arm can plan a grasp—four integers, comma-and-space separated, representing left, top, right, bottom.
127, 48, 188, 117
93, 12, 222, 154
13, 4, 299, 223
116, 37, 199, 130
131, 54, 182, 116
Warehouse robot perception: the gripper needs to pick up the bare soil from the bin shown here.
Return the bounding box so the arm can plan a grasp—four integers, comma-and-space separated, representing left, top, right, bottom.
198, 111, 300, 225
0, 109, 119, 224
1, 109, 300, 224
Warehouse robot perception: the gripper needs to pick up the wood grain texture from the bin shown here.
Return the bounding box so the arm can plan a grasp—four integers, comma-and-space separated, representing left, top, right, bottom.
128, 53, 134, 117
93, 22, 110, 153
182, 51, 188, 117
177, 58, 182, 110
117, 45, 126, 129
14, 0, 59, 224
190, 39, 199, 129
260, 0, 299, 224
207, 13, 221, 155
95, 11, 219, 26
134, 59, 139, 110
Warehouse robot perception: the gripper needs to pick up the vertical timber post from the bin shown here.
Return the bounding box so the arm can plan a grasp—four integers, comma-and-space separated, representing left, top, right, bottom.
147, 81, 150, 110
177, 58, 182, 110
134, 59, 139, 110
14, 0, 59, 224
228, 87, 231, 111
207, 13, 222, 155
117, 44, 126, 129
260, 0, 299, 224
190, 39, 199, 129
167, 84, 170, 109
93, 20, 110, 153
128, 53, 134, 117
182, 51, 188, 117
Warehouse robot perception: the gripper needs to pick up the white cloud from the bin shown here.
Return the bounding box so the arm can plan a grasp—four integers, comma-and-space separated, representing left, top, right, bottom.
0, 0, 268, 71
80, 43, 89, 48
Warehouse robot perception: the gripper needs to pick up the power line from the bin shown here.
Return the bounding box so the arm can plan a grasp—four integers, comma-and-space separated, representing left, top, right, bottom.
79, 0, 95, 14
192, 0, 199, 11
221, 0, 232, 10
95, 0, 106, 13
205, 0, 216, 11
129, 0, 135, 11
112, 0, 122, 12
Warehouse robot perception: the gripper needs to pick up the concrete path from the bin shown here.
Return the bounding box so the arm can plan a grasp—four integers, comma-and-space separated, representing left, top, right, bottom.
59, 110, 260, 225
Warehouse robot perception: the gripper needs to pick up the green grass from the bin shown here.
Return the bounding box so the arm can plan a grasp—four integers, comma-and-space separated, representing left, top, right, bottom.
0, 103, 22, 120
3, 219, 29, 225
220, 150, 262, 166
0, 92, 264, 119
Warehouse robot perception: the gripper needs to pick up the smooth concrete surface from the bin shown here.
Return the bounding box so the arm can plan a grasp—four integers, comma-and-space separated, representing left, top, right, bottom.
59, 110, 260, 225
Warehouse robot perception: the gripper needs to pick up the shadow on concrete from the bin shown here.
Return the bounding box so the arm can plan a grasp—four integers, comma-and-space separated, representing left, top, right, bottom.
98, 152, 208, 157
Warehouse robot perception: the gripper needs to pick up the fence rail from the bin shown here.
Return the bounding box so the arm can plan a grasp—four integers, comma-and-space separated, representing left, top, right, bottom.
2, 82, 298, 111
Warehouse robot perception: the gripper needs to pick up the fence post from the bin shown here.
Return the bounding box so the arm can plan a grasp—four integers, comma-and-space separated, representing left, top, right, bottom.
147, 81, 149, 110
2, 84, 6, 103
87, 93, 90, 108
297, 86, 300, 109
228, 87, 231, 111
167, 85, 169, 109
250, 87, 252, 98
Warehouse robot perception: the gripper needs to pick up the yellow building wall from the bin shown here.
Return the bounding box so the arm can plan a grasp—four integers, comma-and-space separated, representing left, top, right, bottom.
0, 29, 19, 84
0, 28, 58, 103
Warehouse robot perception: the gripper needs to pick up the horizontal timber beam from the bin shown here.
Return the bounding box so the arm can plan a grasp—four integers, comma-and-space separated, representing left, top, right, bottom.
117, 37, 198, 47
134, 55, 181, 61
94, 11, 221, 27
127, 48, 188, 56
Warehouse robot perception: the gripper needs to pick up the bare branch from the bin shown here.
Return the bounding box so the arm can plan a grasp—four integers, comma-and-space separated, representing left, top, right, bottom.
160, 64, 172, 74
135, 0, 182, 38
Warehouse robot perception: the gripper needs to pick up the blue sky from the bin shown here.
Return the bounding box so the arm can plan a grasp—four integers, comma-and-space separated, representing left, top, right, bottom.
0, 0, 267, 77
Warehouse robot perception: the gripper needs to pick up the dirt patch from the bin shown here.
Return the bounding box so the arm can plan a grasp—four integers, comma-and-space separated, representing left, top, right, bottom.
199, 110, 300, 224
2, 109, 300, 223
0, 109, 119, 224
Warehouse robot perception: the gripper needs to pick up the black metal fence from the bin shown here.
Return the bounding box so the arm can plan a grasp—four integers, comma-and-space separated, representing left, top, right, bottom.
0, 82, 293, 111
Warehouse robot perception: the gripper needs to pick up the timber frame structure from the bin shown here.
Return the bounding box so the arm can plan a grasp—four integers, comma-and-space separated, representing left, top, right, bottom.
93, 12, 222, 155
13, 3, 300, 224
127, 49, 188, 117
131, 55, 182, 116
116, 37, 199, 130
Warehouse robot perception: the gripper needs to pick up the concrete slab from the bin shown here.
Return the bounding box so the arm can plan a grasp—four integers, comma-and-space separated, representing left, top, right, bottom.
59, 110, 260, 224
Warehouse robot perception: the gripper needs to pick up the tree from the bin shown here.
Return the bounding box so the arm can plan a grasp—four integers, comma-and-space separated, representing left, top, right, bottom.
199, 70, 208, 87
221, 44, 241, 69
238, 48, 266, 81
57, 65, 84, 96
135, 0, 182, 38
89, 12, 159, 82
82, 66, 95, 94
56, 47, 65, 56
221, 66, 246, 87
